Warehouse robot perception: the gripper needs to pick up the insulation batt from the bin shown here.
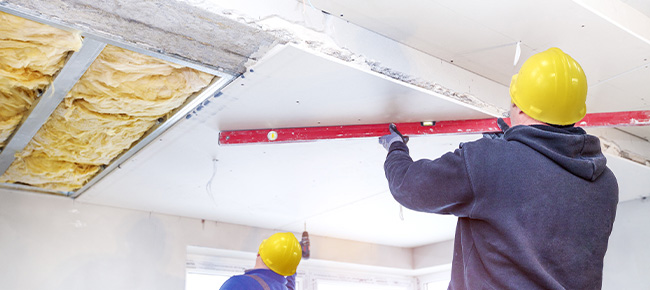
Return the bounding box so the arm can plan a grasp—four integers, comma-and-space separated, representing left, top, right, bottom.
0, 11, 82, 148
1, 43, 215, 192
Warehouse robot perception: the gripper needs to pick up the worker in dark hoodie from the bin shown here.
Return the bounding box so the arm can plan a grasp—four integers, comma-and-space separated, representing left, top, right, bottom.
379, 47, 618, 290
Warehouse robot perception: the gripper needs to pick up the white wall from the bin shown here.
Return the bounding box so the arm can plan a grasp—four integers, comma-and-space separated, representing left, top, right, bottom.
2, 187, 648, 290
603, 198, 650, 290
0, 188, 414, 290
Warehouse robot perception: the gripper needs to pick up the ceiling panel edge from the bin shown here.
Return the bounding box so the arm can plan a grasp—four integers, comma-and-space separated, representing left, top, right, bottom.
0, 8, 238, 197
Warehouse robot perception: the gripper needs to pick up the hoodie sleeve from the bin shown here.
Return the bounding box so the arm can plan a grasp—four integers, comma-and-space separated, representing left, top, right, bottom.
384, 141, 475, 217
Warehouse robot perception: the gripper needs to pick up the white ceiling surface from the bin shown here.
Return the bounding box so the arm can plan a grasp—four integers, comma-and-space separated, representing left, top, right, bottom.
606, 154, 650, 201
214, 45, 493, 130
80, 0, 650, 248
310, 0, 650, 136
80, 44, 488, 247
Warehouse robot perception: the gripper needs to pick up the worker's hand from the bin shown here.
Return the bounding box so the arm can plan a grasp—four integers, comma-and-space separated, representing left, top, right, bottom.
379, 123, 409, 151
482, 118, 510, 139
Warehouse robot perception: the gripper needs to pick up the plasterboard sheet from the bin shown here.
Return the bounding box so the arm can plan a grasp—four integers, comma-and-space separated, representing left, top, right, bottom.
281, 193, 459, 247
79, 43, 494, 247
211, 44, 495, 132
623, 0, 650, 17
310, 0, 521, 85
617, 126, 650, 142
310, 0, 650, 112
588, 64, 650, 113
606, 154, 650, 202
79, 111, 479, 247
75, 41, 649, 248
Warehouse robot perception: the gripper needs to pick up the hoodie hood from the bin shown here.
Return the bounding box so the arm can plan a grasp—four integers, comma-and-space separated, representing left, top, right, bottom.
504, 125, 607, 181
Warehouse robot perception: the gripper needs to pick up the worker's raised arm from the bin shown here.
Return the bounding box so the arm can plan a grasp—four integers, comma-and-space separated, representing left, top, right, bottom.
383, 141, 475, 217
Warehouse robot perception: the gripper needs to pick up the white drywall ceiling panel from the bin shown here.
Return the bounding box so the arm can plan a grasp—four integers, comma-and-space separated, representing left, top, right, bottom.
606, 154, 650, 202
79, 44, 493, 247
587, 64, 650, 142
623, 0, 650, 17
618, 127, 650, 142
212, 44, 495, 131
280, 190, 460, 247
79, 116, 479, 247
588, 65, 650, 113
310, 0, 523, 84
309, 0, 650, 114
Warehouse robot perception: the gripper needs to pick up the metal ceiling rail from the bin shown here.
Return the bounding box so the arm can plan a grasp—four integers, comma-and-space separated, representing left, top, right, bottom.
0, 6, 238, 197
0, 39, 106, 175
0, 5, 231, 79
69, 75, 235, 198
218, 110, 650, 145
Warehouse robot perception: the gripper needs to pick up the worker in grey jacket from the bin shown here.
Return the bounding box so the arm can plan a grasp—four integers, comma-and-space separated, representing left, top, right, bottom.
380, 48, 618, 289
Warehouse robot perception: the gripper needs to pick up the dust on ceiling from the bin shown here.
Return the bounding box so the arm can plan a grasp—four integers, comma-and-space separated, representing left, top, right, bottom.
0, 11, 218, 193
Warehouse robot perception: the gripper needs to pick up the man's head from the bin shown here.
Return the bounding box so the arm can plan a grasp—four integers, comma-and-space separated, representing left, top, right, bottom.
257, 232, 302, 276
509, 47, 587, 126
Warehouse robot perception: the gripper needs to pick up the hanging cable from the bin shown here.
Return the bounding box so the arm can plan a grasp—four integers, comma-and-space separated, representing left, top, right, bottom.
514, 41, 522, 66
205, 158, 219, 207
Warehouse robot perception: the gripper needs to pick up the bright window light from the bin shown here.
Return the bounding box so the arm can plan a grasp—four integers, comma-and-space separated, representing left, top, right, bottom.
426, 280, 450, 290
186, 272, 303, 290
317, 280, 408, 290
186, 273, 230, 290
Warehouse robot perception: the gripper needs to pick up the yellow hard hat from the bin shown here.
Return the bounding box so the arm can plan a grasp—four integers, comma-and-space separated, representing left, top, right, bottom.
259, 232, 302, 276
509, 47, 588, 125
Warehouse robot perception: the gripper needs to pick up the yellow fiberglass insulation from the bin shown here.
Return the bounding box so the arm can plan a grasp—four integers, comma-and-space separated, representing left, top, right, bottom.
0, 44, 215, 192
0, 11, 83, 149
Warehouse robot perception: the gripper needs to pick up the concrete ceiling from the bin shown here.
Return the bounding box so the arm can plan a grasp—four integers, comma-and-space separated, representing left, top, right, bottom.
2, 0, 650, 248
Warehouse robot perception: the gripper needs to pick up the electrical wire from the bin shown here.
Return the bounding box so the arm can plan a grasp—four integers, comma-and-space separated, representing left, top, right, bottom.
205, 158, 219, 207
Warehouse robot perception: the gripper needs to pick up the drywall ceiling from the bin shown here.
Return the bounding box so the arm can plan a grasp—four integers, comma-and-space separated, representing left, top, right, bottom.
2, 0, 650, 249
309, 0, 650, 138
78, 44, 491, 247
79, 43, 650, 247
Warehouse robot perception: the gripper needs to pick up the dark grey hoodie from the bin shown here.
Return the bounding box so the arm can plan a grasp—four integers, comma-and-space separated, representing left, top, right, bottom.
384, 124, 618, 290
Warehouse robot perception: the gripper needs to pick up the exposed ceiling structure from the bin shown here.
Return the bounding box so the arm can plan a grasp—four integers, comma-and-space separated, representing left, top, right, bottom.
1, 0, 649, 249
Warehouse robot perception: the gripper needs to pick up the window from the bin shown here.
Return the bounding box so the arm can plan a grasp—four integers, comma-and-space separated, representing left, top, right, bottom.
317, 279, 409, 290
186, 271, 304, 289
185, 272, 231, 290
186, 247, 439, 290
425, 280, 450, 290
418, 267, 451, 290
